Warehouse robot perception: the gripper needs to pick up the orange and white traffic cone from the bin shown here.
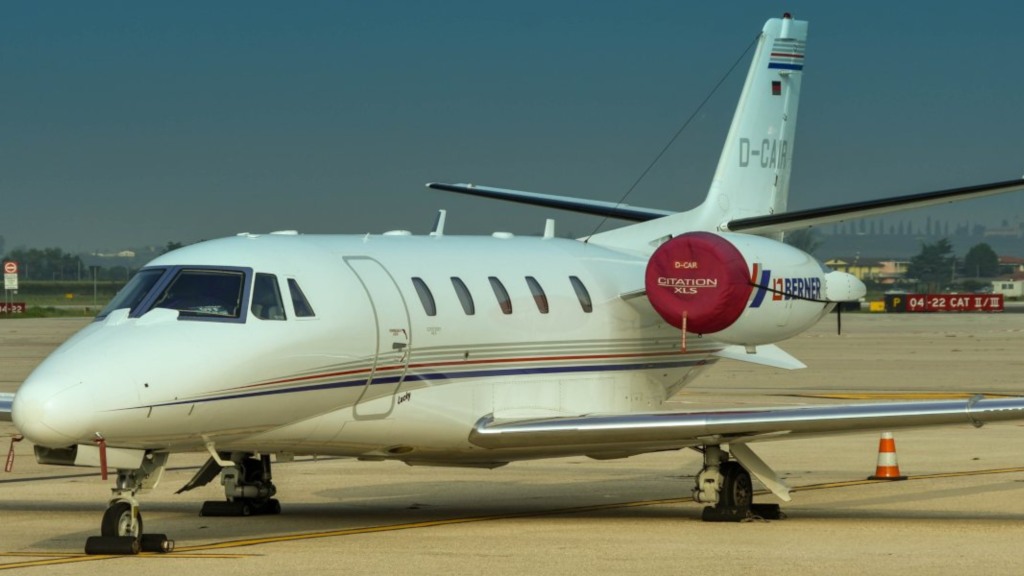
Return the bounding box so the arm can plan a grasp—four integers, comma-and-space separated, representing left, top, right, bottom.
868, 431, 907, 480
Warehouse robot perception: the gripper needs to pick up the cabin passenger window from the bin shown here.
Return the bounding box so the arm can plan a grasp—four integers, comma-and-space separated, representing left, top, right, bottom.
451, 277, 475, 315
252, 273, 286, 320
287, 279, 316, 317
525, 276, 549, 314
569, 276, 593, 313
488, 277, 512, 315
412, 277, 437, 316
154, 269, 245, 318
98, 267, 166, 319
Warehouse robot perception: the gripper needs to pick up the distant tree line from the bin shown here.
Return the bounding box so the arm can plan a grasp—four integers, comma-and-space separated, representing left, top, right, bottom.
3, 247, 84, 281
0, 241, 191, 282
907, 239, 1001, 292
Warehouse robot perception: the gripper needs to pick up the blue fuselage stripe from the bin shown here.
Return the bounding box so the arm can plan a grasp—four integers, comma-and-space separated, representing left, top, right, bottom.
146, 358, 707, 408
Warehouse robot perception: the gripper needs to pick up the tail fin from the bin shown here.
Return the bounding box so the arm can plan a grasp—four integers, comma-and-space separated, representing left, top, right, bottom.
589, 15, 808, 251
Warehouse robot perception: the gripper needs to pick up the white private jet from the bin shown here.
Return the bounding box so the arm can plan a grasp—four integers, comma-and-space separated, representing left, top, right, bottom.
4, 14, 1024, 555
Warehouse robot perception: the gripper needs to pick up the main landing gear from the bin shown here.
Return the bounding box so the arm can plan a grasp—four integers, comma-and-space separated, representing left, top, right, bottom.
202, 454, 281, 516
84, 453, 174, 555
692, 445, 785, 522
178, 451, 281, 517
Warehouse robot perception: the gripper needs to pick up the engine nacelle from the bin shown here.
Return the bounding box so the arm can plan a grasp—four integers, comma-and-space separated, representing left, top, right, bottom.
645, 231, 864, 346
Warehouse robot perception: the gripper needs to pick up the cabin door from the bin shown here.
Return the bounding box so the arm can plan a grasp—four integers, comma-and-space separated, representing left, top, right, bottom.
345, 257, 411, 419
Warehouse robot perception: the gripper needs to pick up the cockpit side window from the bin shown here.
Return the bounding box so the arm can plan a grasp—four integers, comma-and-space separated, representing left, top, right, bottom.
153, 269, 246, 319
97, 268, 167, 320
251, 273, 286, 320
287, 278, 316, 317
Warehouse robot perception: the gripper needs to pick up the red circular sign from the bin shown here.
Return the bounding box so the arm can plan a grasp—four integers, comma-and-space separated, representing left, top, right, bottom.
644, 232, 752, 334
3, 262, 16, 275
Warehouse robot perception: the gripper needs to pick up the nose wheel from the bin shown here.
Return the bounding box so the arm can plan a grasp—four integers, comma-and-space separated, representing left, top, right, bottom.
84, 456, 175, 555
101, 500, 142, 538
85, 499, 173, 554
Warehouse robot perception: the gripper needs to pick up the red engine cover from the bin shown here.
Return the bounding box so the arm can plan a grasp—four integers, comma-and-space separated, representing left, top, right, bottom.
644, 232, 753, 333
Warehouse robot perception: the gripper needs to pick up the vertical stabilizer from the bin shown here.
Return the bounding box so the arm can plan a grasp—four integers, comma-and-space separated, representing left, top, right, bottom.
588, 15, 808, 252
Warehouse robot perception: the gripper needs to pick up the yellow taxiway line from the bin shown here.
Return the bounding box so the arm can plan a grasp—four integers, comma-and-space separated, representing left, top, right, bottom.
2, 466, 1022, 571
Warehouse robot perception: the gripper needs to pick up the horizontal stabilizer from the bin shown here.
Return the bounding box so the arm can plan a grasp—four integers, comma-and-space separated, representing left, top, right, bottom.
0, 393, 13, 422
427, 182, 672, 222
712, 344, 806, 370
728, 178, 1024, 234
470, 396, 1024, 451
429, 178, 1024, 241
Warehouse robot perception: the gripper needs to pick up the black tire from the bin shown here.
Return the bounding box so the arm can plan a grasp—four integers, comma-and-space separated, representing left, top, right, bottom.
719, 462, 753, 510
101, 501, 143, 538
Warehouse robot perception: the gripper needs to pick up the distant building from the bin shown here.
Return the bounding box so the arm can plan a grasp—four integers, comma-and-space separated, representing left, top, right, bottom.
992, 273, 1024, 299
825, 258, 908, 284
998, 256, 1024, 275
876, 260, 910, 285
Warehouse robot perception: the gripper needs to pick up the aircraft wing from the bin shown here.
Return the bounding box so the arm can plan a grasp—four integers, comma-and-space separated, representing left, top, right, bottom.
426, 183, 673, 221
427, 179, 1024, 233
470, 396, 1024, 453
0, 393, 13, 422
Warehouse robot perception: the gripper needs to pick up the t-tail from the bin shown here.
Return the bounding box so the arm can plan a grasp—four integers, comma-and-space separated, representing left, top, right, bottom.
427, 14, 1023, 252
587, 15, 808, 251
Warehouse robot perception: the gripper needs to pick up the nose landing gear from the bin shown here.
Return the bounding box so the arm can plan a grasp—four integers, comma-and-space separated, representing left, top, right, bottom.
84, 453, 174, 555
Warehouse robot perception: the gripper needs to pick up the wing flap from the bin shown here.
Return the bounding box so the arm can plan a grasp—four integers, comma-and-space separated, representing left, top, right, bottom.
469, 396, 1024, 451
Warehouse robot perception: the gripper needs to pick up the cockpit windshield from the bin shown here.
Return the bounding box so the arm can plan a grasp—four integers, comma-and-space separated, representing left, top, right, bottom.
97, 268, 167, 319
152, 269, 246, 318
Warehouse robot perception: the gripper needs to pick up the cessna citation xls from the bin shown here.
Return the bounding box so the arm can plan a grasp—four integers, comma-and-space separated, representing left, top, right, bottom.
4, 14, 1024, 555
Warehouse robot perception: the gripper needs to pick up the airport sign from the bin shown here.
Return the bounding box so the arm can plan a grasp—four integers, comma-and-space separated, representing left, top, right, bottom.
3, 261, 17, 290
0, 302, 25, 314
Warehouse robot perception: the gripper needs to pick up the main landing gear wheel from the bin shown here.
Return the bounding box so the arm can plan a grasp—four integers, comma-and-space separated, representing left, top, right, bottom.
719, 461, 753, 509
702, 462, 754, 522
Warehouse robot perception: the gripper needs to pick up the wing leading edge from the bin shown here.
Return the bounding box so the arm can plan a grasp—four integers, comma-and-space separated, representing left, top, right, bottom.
426, 183, 673, 221
427, 179, 1024, 235
470, 396, 1024, 452
0, 393, 13, 422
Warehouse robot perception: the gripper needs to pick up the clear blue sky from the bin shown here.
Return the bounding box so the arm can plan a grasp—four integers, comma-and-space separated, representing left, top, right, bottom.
3, 1, 1023, 252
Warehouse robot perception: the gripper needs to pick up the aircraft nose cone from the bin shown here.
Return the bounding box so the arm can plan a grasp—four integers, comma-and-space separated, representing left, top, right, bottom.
12, 379, 92, 448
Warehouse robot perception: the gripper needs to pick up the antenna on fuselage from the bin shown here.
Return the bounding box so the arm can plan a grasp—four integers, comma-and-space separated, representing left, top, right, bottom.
543, 218, 555, 239
430, 209, 447, 237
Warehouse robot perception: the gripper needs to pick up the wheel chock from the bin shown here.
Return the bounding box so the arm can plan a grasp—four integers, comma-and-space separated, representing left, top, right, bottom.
140, 533, 175, 553
700, 505, 752, 523
84, 536, 140, 555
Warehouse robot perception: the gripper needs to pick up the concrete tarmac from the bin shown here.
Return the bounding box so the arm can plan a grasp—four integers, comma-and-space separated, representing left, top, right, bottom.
1, 314, 1023, 575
